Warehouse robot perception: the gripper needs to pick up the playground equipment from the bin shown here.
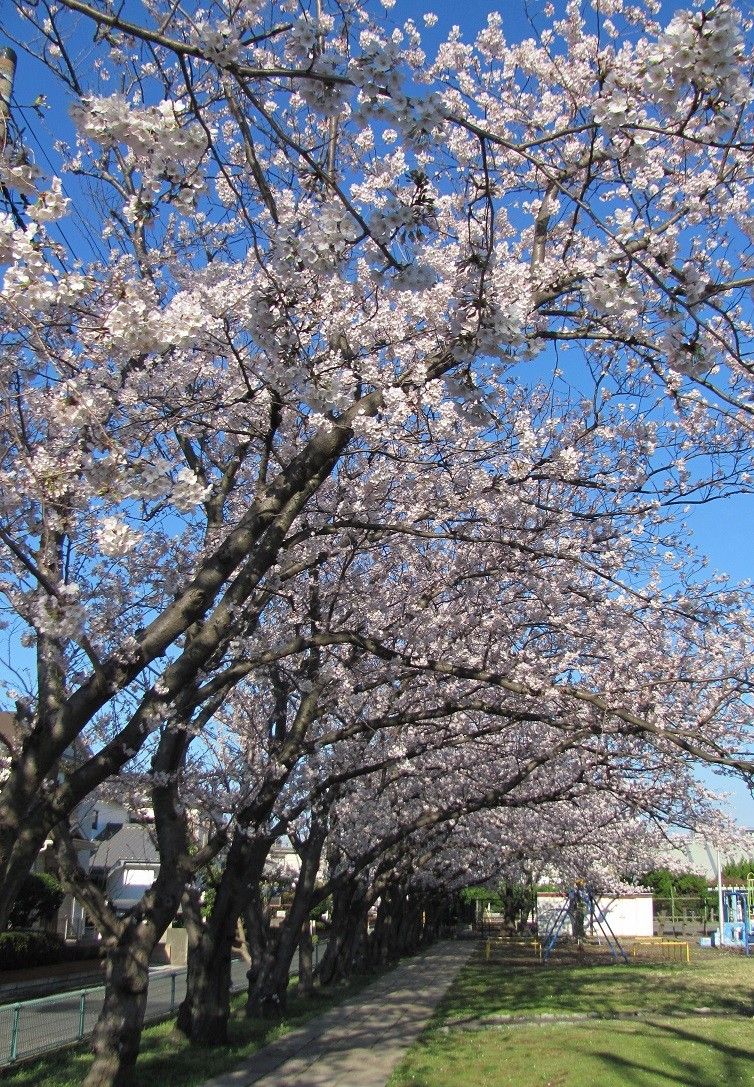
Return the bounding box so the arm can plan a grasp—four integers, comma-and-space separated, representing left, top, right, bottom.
631, 937, 691, 963
484, 936, 540, 960
716, 885, 753, 954
539, 887, 628, 964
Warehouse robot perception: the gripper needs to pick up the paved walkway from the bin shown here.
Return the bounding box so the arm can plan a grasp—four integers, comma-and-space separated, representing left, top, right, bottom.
200, 939, 476, 1087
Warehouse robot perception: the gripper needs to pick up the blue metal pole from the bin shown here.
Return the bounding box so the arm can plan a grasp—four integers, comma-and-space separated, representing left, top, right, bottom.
170, 972, 177, 1011
739, 893, 751, 956
78, 991, 86, 1040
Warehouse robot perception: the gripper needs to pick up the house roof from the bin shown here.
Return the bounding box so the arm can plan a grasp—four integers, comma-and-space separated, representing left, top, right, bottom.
90, 824, 159, 869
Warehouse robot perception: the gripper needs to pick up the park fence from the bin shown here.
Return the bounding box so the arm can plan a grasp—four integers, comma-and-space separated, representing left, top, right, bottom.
653, 895, 714, 938
0, 940, 325, 1068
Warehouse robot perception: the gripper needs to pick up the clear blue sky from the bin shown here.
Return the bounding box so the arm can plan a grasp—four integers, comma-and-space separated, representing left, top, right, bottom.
687, 493, 753, 829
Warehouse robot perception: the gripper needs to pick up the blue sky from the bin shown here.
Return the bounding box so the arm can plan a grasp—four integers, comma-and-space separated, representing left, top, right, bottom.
687, 491, 753, 828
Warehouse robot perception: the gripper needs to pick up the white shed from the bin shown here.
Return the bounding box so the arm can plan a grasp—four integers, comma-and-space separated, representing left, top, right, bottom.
537, 892, 654, 937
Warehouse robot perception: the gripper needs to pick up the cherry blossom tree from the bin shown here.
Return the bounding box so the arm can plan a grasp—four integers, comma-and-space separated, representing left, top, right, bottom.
40, 438, 747, 1085
0, 1, 753, 1082
2, 0, 753, 927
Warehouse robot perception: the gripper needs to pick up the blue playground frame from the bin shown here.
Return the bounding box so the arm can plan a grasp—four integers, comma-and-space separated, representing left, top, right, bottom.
540, 887, 629, 964
720, 888, 752, 955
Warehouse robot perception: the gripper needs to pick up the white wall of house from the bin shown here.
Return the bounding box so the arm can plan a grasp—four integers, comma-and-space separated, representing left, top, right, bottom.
654, 830, 754, 881
106, 864, 158, 909
265, 837, 301, 880
537, 893, 654, 937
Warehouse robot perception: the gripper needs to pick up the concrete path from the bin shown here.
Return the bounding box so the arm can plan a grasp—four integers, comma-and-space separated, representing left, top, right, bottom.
200, 939, 476, 1087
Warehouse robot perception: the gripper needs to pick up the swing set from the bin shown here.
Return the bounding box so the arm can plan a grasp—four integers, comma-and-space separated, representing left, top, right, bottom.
539, 887, 629, 964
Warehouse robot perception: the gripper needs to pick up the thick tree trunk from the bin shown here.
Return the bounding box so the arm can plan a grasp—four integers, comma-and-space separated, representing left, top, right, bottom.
82, 859, 189, 1083
49, 805, 187, 1087
177, 920, 235, 1046
81, 725, 214, 1084
246, 826, 324, 1017
368, 884, 399, 968
175, 886, 205, 1037
0, 821, 51, 930
317, 877, 370, 986
243, 911, 277, 1018
178, 833, 272, 1045
396, 894, 421, 956
241, 892, 269, 993
83, 921, 155, 1087
297, 922, 314, 997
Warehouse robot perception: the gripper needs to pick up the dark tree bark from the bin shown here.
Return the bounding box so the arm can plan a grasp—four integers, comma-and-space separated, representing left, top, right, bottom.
84, 918, 157, 1087
0, 397, 365, 929
241, 890, 271, 997
245, 822, 325, 1017
52, 726, 214, 1087
317, 875, 371, 986
296, 920, 314, 997
368, 881, 402, 968
177, 685, 322, 1044
177, 831, 273, 1045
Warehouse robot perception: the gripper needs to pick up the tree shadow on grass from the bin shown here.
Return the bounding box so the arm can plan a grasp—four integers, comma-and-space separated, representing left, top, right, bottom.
439, 947, 752, 1023
592, 1018, 754, 1087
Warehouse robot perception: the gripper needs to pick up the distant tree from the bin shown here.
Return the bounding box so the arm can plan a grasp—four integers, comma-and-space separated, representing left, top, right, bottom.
460, 886, 504, 913
639, 867, 716, 912
499, 880, 537, 932
722, 859, 754, 883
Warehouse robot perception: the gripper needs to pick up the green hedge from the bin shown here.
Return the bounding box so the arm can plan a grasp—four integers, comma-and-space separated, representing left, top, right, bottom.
0, 930, 102, 971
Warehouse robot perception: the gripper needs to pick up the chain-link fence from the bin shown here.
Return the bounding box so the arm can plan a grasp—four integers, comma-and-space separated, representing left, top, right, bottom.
653, 895, 715, 937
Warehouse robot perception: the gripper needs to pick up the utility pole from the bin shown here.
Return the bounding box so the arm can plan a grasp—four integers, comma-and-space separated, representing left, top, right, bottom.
0, 45, 17, 148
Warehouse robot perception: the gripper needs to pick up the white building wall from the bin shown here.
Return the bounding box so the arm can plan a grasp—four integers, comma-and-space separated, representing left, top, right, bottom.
106, 865, 157, 905
537, 893, 654, 937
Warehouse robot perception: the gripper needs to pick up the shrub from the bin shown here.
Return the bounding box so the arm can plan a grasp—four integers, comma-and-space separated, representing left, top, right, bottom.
0, 930, 66, 970
7, 873, 65, 929
722, 858, 754, 883
0, 930, 102, 971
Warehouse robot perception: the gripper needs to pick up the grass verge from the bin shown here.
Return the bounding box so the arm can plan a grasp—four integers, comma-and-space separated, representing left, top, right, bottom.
388, 941, 754, 1087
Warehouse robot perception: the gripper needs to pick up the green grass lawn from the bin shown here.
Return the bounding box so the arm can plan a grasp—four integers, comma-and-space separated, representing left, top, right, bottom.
0, 973, 380, 1087
389, 942, 754, 1087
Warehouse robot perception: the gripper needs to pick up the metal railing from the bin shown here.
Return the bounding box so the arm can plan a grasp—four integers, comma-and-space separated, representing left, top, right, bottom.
0, 940, 326, 1068
0, 960, 244, 1067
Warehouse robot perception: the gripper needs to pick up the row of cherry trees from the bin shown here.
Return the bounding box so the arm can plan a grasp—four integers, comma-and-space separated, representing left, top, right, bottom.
1, 0, 753, 1084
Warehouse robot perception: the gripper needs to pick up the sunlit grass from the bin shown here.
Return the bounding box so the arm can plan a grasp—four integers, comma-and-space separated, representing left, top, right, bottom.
389, 943, 754, 1087
390, 1018, 754, 1087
